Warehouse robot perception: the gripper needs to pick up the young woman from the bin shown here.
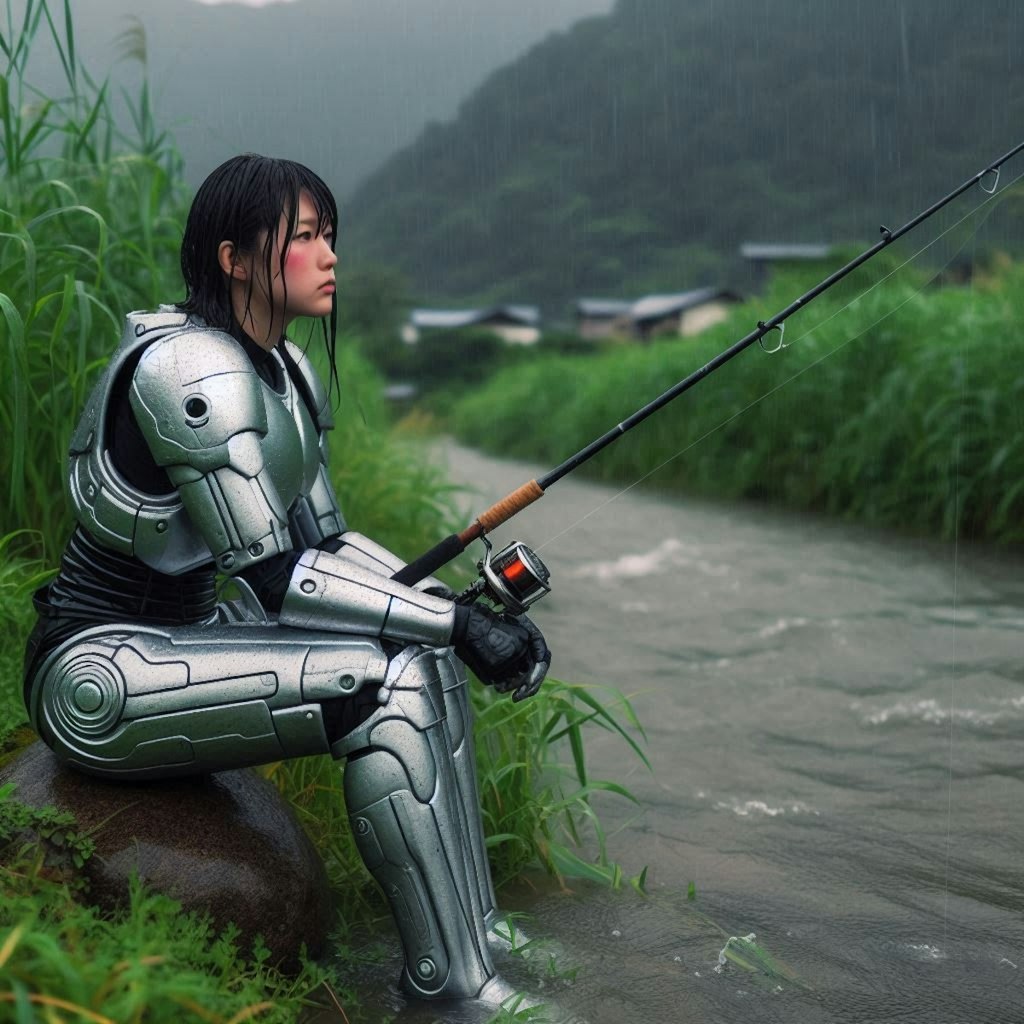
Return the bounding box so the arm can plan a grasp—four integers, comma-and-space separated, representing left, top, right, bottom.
22, 154, 551, 1004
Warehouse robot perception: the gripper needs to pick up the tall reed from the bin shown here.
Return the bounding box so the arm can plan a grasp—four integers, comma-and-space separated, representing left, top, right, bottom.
1, 0, 188, 557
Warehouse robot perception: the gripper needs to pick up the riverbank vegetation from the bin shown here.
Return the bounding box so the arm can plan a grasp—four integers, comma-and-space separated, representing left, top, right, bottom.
1, 4, 646, 1020
450, 250, 1024, 545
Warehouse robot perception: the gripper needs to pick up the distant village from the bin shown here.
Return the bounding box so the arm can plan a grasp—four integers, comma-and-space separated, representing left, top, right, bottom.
400, 244, 832, 347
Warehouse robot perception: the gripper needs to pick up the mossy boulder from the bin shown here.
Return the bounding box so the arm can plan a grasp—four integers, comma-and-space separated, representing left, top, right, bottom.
0, 740, 335, 973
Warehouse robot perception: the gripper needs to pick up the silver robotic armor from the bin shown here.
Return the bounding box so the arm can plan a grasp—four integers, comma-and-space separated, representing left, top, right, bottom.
277, 338, 346, 551
41, 310, 510, 1000
123, 319, 453, 644
67, 309, 342, 574
31, 617, 503, 999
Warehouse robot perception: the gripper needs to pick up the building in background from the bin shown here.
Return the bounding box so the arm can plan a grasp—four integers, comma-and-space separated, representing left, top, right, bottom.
630, 287, 741, 340
402, 306, 541, 345
740, 243, 834, 289
575, 288, 741, 341
574, 299, 633, 339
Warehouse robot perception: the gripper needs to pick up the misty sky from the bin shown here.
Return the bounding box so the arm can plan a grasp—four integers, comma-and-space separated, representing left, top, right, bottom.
14, 0, 614, 199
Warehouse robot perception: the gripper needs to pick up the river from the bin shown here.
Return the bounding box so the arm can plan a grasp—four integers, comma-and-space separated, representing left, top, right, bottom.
329, 440, 1024, 1024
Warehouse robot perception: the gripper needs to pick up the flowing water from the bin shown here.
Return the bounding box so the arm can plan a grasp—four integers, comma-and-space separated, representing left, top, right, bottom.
323, 441, 1024, 1024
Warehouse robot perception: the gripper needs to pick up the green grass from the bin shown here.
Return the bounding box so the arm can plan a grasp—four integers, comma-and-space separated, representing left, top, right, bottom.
0, 782, 336, 1024
1, 4, 650, 1019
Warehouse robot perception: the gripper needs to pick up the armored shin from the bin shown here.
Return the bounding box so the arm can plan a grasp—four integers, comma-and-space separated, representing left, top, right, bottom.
331, 646, 497, 999
435, 649, 499, 929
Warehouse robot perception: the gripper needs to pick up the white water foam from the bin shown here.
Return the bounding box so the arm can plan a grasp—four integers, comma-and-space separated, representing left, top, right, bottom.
571, 538, 730, 582
854, 698, 1007, 728
757, 616, 809, 639
901, 943, 946, 961
712, 798, 820, 818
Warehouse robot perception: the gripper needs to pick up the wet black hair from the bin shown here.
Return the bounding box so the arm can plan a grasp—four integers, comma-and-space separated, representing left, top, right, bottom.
178, 153, 340, 403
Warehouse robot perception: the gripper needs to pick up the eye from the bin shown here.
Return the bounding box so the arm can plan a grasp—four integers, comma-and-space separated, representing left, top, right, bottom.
296, 231, 313, 241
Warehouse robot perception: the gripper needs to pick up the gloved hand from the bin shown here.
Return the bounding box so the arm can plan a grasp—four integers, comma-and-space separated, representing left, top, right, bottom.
451, 603, 552, 702
420, 579, 456, 600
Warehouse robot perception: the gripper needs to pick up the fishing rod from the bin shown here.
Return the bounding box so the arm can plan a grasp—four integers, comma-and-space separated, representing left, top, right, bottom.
392, 139, 1024, 610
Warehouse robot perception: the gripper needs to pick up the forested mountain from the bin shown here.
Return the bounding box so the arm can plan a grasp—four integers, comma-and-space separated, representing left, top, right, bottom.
339, 0, 1024, 313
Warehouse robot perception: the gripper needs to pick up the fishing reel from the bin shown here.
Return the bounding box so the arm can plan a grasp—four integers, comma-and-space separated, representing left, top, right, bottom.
456, 537, 551, 616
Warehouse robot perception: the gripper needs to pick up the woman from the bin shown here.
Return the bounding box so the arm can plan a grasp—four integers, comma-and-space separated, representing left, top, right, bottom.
22, 154, 551, 1004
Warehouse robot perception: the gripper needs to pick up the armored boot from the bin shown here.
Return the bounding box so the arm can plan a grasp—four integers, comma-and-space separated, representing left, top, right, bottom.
435, 648, 530, 954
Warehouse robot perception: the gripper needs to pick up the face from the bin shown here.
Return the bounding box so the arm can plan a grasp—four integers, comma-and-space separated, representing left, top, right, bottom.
274, 190, 337, 322
225, 189, 337, 344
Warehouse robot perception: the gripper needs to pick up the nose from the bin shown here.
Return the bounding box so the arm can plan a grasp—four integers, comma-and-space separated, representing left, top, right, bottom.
319, 237, 337, 269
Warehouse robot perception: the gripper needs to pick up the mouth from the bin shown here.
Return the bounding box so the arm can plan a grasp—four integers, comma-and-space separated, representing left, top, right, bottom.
320, 280, 336, 291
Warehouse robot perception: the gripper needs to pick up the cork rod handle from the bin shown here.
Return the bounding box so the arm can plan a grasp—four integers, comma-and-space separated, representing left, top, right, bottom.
393, 479, 546, 587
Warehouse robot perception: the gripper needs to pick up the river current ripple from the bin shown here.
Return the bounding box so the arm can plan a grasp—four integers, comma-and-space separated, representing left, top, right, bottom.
415, 441, 1024, 1024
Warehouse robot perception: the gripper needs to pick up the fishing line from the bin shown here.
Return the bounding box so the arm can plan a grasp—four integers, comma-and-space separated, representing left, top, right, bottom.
783, 166, 1024, 349
534, 167, 1024, 554
942, 413, 961, 948
941, 229, 977, 947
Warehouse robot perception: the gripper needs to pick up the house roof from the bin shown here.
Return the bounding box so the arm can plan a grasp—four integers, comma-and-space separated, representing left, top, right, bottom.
630, 287, 740, 324
409, 305, 540, 329
576, 299, 633, 319
740, 243, 832, 261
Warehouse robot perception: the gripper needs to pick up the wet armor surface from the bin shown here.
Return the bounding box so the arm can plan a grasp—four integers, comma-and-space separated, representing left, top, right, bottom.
23, 310, 504, 999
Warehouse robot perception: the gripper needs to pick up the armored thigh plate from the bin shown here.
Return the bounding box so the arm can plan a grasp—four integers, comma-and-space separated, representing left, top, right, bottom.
29, 620, 389, 780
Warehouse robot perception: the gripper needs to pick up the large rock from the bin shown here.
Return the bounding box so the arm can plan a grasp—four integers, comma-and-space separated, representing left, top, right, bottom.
0, 741, 335, 973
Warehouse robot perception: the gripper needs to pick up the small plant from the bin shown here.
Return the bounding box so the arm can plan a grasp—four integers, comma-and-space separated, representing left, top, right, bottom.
473, 676, 649, 888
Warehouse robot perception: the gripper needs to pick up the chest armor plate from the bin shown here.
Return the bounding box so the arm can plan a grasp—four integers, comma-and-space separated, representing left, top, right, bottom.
260, 355, 321, 504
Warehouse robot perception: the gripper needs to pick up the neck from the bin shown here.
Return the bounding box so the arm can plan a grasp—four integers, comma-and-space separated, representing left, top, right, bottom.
230, 284, 286, 351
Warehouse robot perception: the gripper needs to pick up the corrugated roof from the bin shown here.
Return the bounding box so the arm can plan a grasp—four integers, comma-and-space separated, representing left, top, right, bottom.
740, 243, 832, 261
630, 287, 738, 323
409, 305, 540, 329
576, 299, 633, 318
410, 309, 480, 329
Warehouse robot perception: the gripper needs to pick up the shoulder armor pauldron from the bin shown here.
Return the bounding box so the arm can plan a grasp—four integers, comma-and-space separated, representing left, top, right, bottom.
130, 328, 269, 473
68, 309, 219, 573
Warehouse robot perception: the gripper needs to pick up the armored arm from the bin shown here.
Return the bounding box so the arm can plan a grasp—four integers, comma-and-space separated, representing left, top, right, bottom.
277, 548, 453, 645
130, 330, 455, 646
130, 330, 293, 574
331, 531, 451, 596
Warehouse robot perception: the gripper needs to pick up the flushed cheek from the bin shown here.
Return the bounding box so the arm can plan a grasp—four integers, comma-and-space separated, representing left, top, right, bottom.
284, 247, 311, 275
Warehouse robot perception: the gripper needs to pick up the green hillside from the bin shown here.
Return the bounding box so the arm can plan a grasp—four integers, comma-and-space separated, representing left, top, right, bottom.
340, 0, 1024, 312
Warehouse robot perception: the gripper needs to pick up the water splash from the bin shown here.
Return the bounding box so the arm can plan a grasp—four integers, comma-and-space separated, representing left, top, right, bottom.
712, 798, 820, 818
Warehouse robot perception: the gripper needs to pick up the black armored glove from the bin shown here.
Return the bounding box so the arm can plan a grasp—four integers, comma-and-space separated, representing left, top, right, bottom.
452, 604, 552, 702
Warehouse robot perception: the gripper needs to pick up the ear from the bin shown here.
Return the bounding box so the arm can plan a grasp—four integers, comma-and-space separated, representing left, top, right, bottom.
217, 240, 247, 280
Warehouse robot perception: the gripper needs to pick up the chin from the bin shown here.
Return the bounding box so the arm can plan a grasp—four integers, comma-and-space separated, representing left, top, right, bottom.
291, 301, 332, 321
